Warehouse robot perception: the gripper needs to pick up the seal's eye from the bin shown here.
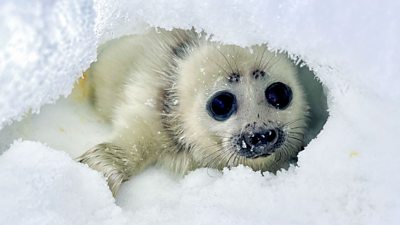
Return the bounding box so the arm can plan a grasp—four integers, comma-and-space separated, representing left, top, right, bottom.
207, 91, 237, 121
265, 82, 292, 109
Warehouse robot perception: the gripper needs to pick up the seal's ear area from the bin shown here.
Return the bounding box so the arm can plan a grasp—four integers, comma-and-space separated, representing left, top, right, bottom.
296, 65, 329, 146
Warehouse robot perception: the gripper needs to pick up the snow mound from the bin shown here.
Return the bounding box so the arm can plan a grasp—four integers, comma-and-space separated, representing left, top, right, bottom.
0, 141, 126, 225
118, 165, 380, 225
0, 0, 96, 129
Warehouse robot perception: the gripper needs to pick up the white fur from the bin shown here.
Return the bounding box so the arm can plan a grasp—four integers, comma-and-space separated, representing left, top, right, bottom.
78, 28, 309, 195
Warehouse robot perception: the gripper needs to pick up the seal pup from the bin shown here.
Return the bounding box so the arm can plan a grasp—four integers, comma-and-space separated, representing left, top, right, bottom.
78, 28, 309, 195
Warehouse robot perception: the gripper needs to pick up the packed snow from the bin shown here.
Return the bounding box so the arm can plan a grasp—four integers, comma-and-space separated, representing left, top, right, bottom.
1, 0, 400, 225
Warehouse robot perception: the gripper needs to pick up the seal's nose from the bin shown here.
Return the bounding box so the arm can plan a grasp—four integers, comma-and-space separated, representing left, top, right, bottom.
243, 129, 277, 148
237, 128, 282, 158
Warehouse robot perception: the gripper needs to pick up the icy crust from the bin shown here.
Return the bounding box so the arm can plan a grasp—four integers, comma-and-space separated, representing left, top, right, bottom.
0, 141, 126, 225
0, 0, 96, 129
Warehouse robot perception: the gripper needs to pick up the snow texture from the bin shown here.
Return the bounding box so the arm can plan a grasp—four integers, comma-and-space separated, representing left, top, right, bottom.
0, 0, 96, 129
0, 141, 126, 225
1, 0, 400, 225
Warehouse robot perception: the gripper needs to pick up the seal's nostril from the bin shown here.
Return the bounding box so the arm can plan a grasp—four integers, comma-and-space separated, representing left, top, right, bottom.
237, 128, 283, 158
244, 129, 278, 148
265, 130, 276, 142
249, 134, 262, 145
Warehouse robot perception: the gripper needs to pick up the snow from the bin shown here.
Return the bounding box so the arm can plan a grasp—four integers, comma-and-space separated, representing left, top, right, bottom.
0, 98, 111, 157
0, 0, 96, 129
0, 141, 126, 225
1, 0, 400, 225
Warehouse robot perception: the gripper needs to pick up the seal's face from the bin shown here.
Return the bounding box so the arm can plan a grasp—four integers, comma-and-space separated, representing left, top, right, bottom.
206, 83, 291, 159
175, 43, 309, 172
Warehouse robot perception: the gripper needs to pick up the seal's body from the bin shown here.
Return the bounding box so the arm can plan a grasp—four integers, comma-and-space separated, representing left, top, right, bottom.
78, 28, 309, 195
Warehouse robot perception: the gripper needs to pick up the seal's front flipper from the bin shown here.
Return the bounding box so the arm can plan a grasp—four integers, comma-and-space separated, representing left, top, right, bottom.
77, 143, 133, 196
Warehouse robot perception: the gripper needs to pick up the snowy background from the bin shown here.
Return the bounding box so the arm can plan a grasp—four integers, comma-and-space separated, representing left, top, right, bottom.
1, 0, 400, 224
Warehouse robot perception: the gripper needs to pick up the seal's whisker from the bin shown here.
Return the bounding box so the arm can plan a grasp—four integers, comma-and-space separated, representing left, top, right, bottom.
215, 47, 237, 74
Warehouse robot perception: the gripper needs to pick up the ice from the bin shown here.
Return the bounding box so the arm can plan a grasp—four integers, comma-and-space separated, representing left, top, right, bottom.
1, 0, 400, 225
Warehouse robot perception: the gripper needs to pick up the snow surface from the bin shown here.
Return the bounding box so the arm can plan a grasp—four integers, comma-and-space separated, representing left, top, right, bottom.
0, 0, 96, 129
0, 141, 126, 225
1, 0, 400, 225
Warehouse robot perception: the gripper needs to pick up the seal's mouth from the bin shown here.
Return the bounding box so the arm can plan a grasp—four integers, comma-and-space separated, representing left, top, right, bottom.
233, 128, 285, 159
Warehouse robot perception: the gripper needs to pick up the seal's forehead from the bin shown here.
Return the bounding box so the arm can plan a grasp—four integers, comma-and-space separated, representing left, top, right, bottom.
178, 43, 297, 94
199, 44, 297, 84
195, 44, 257, 81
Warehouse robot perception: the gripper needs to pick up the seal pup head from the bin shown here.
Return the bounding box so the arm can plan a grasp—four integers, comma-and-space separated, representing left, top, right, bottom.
165, 41, 309, 172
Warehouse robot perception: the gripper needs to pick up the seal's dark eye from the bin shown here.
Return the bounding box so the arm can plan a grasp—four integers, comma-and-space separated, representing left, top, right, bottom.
207, 91, 237, 121
265, 82, 292, 109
